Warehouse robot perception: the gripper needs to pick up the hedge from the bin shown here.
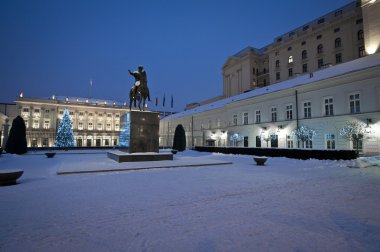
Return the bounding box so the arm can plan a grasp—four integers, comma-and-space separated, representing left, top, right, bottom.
193, 146, 357, 160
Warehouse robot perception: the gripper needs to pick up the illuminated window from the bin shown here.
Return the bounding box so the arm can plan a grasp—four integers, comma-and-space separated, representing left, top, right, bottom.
288, 56, 293, 63
33, 119, 39, 129
287, 135, 294, 148
78, 122, 83, 130
326, 134, 336, 149
44, 120, 50, 129
106, 123, 111, 130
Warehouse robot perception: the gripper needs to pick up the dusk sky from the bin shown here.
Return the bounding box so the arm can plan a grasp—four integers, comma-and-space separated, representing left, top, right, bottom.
0, 0, 351, 111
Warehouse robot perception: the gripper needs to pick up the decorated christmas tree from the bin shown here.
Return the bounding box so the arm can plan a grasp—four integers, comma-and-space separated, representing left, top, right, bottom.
54, 108, 75, 147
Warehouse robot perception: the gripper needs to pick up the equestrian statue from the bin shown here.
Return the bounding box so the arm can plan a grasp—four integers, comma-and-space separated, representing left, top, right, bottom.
128, 65, 151, 111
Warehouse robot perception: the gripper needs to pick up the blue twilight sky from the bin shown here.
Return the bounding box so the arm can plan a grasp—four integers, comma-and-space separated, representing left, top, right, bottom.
0, 0, 351, 111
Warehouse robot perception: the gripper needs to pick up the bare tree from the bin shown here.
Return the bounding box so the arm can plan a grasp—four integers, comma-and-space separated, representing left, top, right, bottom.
339, 120, 369, 154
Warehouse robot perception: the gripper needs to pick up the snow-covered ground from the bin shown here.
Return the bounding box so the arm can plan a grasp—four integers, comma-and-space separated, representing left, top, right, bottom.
1, 150, 380, 252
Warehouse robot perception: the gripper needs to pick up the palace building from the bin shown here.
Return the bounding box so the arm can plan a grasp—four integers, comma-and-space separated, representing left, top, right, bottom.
161, 0, 380, 155
1, 96, 127, 148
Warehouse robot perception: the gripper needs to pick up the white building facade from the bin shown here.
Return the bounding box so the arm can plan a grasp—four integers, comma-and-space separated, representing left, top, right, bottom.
160, 54, 380, 155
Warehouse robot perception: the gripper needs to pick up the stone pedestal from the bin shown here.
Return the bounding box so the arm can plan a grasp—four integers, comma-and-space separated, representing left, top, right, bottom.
120, 111, 159, 153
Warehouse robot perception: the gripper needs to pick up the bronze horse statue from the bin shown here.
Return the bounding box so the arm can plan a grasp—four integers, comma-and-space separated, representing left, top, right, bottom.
129, 82, 149, 111
128, 66, 150, 111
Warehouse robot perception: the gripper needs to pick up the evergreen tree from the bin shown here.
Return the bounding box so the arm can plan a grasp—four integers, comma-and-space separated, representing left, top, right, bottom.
5, 116, 27, 154
172, 124, 186, 151
54, 108, 75, 147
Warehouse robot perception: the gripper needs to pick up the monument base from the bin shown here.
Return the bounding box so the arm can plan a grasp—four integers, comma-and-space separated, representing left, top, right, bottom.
107, 151, 173, 163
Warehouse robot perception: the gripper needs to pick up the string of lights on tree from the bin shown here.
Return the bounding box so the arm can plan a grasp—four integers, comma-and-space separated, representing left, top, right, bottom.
54, 108, 75, 147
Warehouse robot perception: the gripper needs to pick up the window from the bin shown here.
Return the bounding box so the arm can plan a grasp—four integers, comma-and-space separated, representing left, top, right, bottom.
106, 123, 111, 130
288, 68, 293, 77
271, 135, 278, 148
89, 113, 94, 117
79, 112, 84, 116
326, 134, 336, 149
324, 98, 334, 116
302, 50, 307, 59
243, 112, 249, 125
271, 107, 277, 122
289, 31, 295, 37
115, 114, 120, 118
304, 101, 311, 118
115, 124, 120, 131
288, 46, 292, 51
69, 111, 74, 116
303, 25, 309, 31
334, 27, 340, 33
356, 18, 363, 24
275, 51, 279, 56
335, 38, 342, 48
24, 119, 29, 128
263, 79, 267, 86
275, 60, 280, 67
105, 139, 110, 146
256, 136, 261, 147
317, 35, 322, 40
336, 53, 342, 64
97, 123, 103, 130
349, 93, 360, 113
318, 58, 324, 68
33, 119, 39, 129
359, 46, 365, 57
244, 136, 249, 147
78, 122, 83, 130
277, 37, 282, 42
305, 140, 313, 149
255, 110, 261, 123
335, 10, 342, 17
288, 56, 293, 63
44, 120, 50, 129
318, 18, 325, 24
317, 44, 323, 54
287, 135, 294, 148
208, 120, 211, 129
358, 30, 364, 40
107, 114, 112, 118
45, 109, 50, 113
77, 139, 83, 147
23, 107, 29, 113
276, 72, 280, 80
302, 64, 308, 73
42, 138, 49, 147
301, 41, 306, 46
34, 108, 40, 113
286, 104, 293, 120
88, 122, 93, 130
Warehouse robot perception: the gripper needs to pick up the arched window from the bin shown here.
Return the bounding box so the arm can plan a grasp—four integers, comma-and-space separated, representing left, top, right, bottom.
357, 30, 364, 40
275, 60, 280, 67
302, 50, 307, 59
317, 44, 323, 54
335, 38, 342, 48
288, 56, 293, 63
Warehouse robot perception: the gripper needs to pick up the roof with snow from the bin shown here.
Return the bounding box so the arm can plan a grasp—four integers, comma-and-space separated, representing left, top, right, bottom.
163, 53, 380, 121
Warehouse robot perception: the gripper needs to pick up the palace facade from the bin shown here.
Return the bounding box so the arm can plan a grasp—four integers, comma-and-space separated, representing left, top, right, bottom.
1, 96, 127, 148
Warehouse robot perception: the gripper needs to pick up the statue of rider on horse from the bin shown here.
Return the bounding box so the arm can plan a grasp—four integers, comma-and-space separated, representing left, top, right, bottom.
128, 65, 151, 111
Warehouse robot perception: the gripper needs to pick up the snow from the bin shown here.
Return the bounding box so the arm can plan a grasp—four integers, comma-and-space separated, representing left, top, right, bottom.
1, 150, 380, 251
164, 53, 380, 121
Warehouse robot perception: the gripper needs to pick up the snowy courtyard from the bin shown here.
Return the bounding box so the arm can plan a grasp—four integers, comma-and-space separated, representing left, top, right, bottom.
1, 150, 380, 252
